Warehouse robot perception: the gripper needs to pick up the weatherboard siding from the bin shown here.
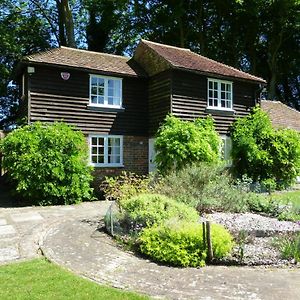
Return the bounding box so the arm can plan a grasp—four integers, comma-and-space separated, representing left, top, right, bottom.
171, 70, 257, 134
28, 65, 148, 136
148, 70, 172, 136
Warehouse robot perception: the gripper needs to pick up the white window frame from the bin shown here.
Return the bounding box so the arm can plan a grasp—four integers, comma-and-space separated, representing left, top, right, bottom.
207, 78, 233, 110
89, 74, 123, 108
89, 134, 123, 167
220, 135, 232, 166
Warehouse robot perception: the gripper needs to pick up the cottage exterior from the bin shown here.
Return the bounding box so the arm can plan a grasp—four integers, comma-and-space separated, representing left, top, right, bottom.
16, 40, 266, 178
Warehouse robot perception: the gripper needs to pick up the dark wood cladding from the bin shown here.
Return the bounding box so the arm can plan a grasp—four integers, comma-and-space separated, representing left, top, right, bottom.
28, 65, 148, 136
171, 70, 257, 134
148, 71, 171, 136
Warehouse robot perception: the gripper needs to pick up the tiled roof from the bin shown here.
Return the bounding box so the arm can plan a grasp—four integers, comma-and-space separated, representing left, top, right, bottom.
22, 47, 146, 77
140, 40, 266, 84
261, 100, 300, 132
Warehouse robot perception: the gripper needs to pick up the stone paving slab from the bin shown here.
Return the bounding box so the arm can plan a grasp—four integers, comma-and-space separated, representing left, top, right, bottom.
0, 246, 19, 262
10, 212, 44, 223
0, 225, 16, 236
0, 218, 7, 225
42, 218, 300, 300
0, 201, 111, 265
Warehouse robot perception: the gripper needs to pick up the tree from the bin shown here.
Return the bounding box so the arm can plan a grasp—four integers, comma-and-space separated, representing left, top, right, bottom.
231, 107, 300, 189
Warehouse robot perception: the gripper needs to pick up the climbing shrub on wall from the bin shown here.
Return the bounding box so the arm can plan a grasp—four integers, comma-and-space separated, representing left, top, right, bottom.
0, 122, 94, 205
231, 107, 300, 189
154, 115, 221, 174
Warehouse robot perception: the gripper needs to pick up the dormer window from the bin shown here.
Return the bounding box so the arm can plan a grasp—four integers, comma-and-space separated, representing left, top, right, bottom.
207, 78, 232, 110
89, 75, 122, 108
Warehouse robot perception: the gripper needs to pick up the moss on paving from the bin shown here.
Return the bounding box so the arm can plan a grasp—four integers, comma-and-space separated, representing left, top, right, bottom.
0, 259, 149, 300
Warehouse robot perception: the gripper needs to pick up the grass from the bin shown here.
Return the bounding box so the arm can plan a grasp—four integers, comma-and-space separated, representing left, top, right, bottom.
0, 259, 149, 300
269, 189, 300, 221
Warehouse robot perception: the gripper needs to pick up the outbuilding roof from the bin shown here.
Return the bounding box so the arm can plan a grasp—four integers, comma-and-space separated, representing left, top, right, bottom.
261, 100, 300, 132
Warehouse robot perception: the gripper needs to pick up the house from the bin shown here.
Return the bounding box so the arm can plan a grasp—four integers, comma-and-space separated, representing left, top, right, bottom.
15, 40, 266, 179
260, 100, 300, 132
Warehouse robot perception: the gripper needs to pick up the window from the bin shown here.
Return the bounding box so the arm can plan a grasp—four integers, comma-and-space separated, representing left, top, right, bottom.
220, 135, 232, 165
89, 135, 123, 167
89, 75, 122, 107
208, 78, 232, 110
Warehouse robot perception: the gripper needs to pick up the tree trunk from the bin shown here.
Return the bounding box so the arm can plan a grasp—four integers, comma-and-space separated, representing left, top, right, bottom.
56, 0, 76, 48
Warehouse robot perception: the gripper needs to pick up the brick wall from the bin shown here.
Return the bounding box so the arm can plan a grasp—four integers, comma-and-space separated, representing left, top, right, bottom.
91, 135, 148, 193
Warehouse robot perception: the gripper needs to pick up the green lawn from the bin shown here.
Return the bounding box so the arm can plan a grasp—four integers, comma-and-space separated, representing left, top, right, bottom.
270, 189, 300, 221
0, 259, 149, 300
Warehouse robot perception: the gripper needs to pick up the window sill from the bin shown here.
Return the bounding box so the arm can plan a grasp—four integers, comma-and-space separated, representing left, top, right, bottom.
91, 164, 124, 168
87, 105, 125, 112
206, 107, 235, 115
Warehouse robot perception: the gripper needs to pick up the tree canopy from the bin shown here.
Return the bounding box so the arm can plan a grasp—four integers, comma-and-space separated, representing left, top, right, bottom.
0, 0, 299, 128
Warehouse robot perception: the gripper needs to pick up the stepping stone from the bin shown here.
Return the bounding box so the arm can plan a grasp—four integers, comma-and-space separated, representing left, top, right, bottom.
0, 246, 19, 262
0, 225, 16, 236
0, 219, 7, 226
10, 212, 44, 223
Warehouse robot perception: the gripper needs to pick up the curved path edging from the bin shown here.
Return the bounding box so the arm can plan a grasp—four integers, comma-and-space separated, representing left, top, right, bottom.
41, 216, 300, 300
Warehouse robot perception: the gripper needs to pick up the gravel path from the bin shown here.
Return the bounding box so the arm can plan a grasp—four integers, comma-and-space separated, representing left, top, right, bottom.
204, 213, 300, 266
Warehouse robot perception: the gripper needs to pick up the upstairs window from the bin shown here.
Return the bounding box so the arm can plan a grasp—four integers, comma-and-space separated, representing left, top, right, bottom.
208, 79, 232, 110
89, 75, 122, 108
89, 135, 123, 167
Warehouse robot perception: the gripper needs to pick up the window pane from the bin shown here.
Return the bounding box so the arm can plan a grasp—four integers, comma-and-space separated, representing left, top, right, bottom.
226, 101, 231, 108
98, 146, 104, 155
226, 84, 231, 92
91, 77, 97, 85
98, 87, 104, 95
92, 137, 97, 145
92, 156, 97, 163
221, 91, 225, 99
209, 90, 213, 97
214, 82, 218, 89
92, 147, 97, 155
91, 87, 97, 95
214, 99, 218, 106
108, 97, 114, 105
209, 81, 213, 89
113, 97, 120, 106
214, 91, 218, 98
221, 100, 226, 107
98, 155, 104, 163
209, 99, 213, 106
91, 96, 97, 104
221, 83, 225, 91
108, 88, 114, 96
98, 78, 104, 87
108, 155, 120, 164
108, 79, 114, 88
98, 137, 104, 146
97, 96, 104, 104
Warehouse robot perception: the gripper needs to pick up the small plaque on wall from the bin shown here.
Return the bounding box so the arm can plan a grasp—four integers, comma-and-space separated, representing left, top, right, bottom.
61, 72, 70, 80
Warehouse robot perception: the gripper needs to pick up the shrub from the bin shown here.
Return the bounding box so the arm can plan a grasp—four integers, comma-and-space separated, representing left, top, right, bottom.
155, 163, 262, 213
100, 171, 151, 202
155, 115, 221, 174
274, 233, 300, 263
0, 122, 93, 205
231, 106, 300, 189
119, 193, 199, 229
139, 221, 234, 267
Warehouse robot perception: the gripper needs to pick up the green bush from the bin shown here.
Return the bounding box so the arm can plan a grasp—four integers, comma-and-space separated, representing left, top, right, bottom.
231, 106, 300, 189
155, 115, 221, 174
119, 193, 199, 228
0, 122, 93, 205
100, 171, 151, 203
139, 221, 234, 267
